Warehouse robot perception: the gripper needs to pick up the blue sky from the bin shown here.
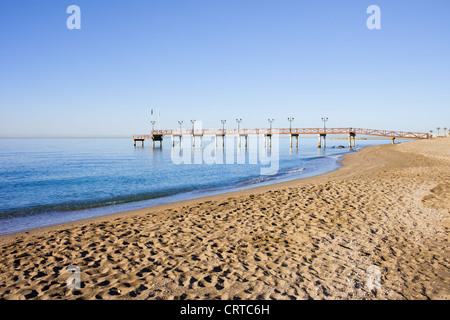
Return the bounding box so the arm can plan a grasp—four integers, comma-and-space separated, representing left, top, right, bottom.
0, 0, 449, 137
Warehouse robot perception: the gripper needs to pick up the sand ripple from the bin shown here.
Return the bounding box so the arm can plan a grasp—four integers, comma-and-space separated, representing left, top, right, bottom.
0, 138, 449, 300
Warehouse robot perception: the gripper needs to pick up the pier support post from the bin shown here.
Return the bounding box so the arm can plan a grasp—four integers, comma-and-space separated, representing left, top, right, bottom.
192, 135, 203, 148
264, 134, 272, 150
151, 134, 163, 149
290, 134, 299, 150
133, 139, 146, 147
238, 135, 248, 150
318, 134, 326, 149
171, 135, 182, 148
348, 132, 356, 148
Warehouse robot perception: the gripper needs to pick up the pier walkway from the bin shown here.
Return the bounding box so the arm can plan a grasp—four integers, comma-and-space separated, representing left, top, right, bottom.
133, 127, 429, 149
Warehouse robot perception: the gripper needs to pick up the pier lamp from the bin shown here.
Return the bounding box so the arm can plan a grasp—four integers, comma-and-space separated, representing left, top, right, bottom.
287, 117, 294, 132
221, 120, 226, 133
321, 117, 328, 130
236, 119, 242, 132
178, 121, 183, 132
191, 120, 196, 133
150, 120, 156, 133
268, 119, 274, 132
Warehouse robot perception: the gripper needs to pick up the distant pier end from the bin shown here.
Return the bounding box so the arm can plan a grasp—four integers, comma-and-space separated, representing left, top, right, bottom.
133, 134, 163, 148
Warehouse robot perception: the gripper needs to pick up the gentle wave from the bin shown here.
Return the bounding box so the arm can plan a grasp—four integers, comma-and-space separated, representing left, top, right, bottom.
0, 137, 395, 234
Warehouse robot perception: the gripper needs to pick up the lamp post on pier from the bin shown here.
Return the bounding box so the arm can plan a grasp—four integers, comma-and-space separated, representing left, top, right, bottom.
268, 119, 274, 131
321, 117, 328, 130
288, 117, 295, 149
266, 119, 274, 150
319, 117, 328, 149
236, 119, 242, 132
174, 120, 183, 147
219, 120, 226, 148
221, 120, 226, 134
191, 120, 196, 147
236, 119, 243, 148
287, 117, 294, 133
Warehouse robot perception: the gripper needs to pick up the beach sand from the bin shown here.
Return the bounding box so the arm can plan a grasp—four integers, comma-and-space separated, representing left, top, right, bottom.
0, 138, 448, 300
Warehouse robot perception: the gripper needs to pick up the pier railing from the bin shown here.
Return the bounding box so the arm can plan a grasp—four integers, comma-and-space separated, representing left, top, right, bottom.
134, 128, 429, 139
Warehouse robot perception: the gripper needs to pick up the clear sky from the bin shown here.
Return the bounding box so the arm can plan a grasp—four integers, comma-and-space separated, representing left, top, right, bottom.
0, 0, 449, 137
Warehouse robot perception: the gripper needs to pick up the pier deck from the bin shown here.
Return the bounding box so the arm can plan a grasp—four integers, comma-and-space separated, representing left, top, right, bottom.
133, 127, 429, 149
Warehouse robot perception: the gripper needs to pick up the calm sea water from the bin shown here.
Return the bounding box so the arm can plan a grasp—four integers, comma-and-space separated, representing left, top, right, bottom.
0, 136, 399, 235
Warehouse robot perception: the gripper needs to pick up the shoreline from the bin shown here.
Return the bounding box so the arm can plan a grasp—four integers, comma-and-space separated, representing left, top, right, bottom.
0, 146, 359, 244
0, 138, 448, 300
0, 150, 346, 238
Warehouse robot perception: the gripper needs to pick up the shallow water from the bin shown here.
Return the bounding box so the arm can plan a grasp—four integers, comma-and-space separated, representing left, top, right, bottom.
0, 136, 400, 234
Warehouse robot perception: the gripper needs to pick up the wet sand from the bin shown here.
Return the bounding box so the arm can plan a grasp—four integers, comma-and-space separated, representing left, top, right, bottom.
0, 138, 448, 300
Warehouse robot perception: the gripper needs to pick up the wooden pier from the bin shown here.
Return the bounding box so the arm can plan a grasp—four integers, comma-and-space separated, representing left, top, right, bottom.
133, 127, 429, 149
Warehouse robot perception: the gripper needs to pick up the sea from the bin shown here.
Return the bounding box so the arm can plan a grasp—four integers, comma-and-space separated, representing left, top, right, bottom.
0, 136, 401, 235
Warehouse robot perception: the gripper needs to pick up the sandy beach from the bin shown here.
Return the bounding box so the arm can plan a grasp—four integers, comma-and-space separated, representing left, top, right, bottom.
0, 138, 448, 300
